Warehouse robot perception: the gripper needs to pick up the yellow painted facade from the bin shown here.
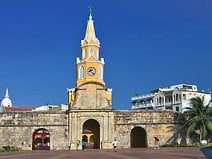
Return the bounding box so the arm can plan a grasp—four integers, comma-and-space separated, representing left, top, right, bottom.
76, 14, 105, 87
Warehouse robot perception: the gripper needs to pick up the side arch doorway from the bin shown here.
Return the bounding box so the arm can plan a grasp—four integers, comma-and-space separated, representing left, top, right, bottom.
32, 128, 50, 150
130, 127, 147, 148
83, 119, 100, 149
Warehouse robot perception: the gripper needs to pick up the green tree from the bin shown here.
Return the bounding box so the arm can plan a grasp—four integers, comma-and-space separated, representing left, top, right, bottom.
184, 97, 212, 142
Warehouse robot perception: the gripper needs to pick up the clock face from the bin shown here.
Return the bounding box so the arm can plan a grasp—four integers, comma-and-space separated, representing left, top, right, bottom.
87, 67, 96, 76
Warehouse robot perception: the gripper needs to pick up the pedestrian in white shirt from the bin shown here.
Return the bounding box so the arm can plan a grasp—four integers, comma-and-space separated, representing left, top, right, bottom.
112, 139, 117, 152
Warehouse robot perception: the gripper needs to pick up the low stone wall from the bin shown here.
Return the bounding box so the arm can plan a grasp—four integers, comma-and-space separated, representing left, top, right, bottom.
0, 112, 68, 150
114, 110, 183, 148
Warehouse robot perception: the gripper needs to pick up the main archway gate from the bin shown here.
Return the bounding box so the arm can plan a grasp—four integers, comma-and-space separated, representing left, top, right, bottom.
83, 119, 100, 149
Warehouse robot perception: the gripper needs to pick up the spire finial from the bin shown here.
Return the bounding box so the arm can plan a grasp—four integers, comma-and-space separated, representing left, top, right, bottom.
88, 5, 92, 20
89, 4, 92, 15
5, 87, 9, 98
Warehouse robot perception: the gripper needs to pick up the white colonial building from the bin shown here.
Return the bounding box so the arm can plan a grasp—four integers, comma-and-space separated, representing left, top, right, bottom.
131, 84, 211, 113
1, 88, 12, 108
0, 88, 12, 112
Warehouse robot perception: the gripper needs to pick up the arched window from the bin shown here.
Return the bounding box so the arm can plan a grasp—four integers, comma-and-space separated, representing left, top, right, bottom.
82, 49, 86, 58
90, 48, 94, 56
85, 49, 87, 58
79, 66, 85, 79
98, 66, 103, 79
96, 49, 99, 59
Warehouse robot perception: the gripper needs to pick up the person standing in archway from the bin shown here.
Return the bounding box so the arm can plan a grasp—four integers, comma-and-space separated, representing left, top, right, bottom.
112, 139, 117, 152
82, 138, 86, 151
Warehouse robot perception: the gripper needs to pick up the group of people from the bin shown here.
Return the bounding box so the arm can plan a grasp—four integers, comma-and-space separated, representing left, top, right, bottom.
112, 137, 160, 151
67, 139, 118, 151
67, 136, 160, 151
67, 139, 86, 151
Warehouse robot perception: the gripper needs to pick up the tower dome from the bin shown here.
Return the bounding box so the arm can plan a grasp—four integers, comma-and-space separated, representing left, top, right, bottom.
1, 88, 12, 107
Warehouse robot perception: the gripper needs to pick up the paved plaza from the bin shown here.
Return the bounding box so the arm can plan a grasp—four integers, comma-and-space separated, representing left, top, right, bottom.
0, 147, 206, 159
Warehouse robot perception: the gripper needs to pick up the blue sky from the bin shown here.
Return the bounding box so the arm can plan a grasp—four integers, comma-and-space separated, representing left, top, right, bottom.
0, 0, 211, 109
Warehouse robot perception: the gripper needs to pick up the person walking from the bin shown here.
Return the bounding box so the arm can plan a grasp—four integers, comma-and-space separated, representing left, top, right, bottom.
76, 140, 81, 150
112, 139, 117, 152
82, 139, 86, 151
68, 141, 71, 151
154, 136, 160, 149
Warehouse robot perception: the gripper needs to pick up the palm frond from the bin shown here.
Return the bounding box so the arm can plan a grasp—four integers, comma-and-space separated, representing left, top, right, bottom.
187, 122, 197, 136
206, 121, 212, 131
184, 97, 211, 141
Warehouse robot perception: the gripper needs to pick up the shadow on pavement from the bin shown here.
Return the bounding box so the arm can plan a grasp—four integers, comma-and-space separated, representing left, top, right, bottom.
200, 146, 212, 159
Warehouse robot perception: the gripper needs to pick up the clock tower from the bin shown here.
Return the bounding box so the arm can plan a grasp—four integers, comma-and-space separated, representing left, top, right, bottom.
76, 13, 105, 87
68, 12, 114, 149
68, 13, 112, 110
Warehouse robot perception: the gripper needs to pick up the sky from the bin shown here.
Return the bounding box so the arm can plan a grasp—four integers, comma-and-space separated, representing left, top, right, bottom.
0, 0, 211, 109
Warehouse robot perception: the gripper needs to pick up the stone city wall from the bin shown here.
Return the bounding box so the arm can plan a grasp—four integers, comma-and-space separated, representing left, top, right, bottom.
0, 112, 68, 150
114, 110, 183, 148
0, 110, 183, 150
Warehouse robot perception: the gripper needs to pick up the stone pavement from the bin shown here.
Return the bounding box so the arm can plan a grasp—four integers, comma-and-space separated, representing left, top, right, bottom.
0, 147, 206, 159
